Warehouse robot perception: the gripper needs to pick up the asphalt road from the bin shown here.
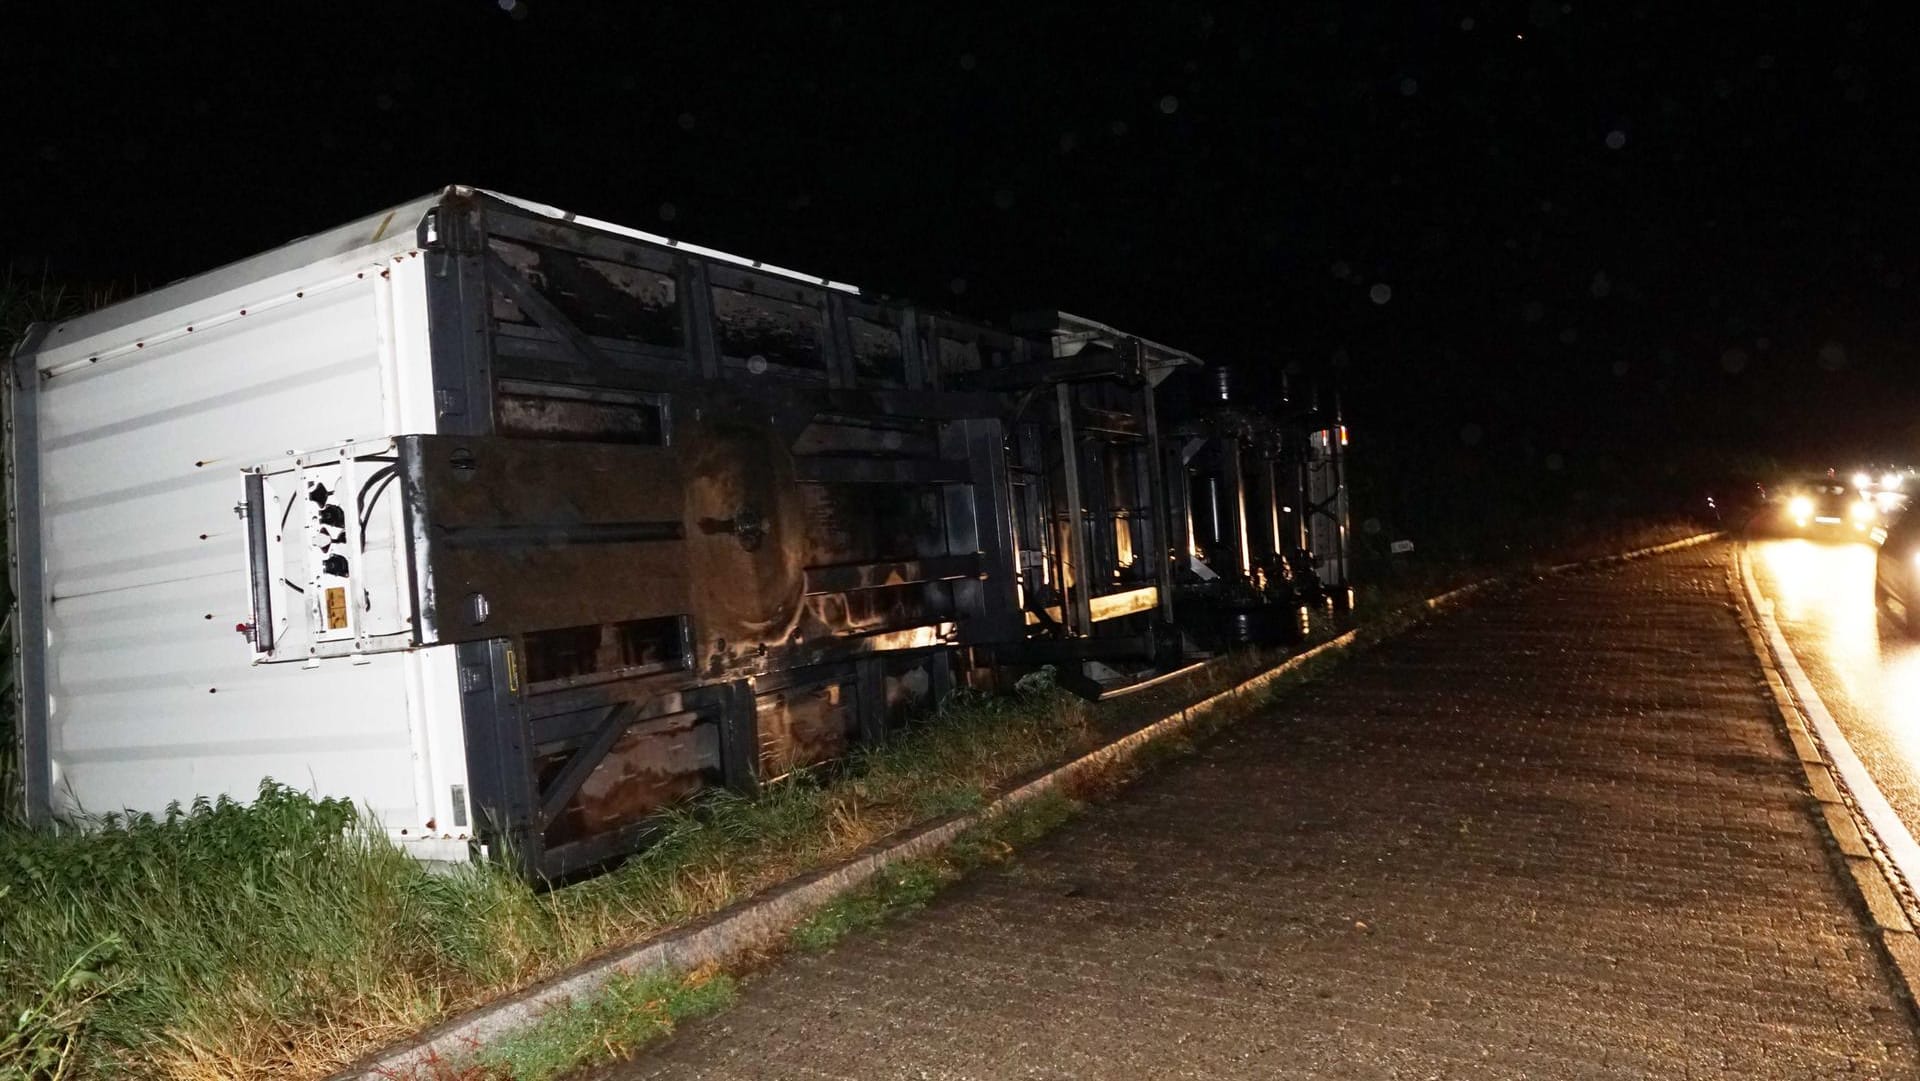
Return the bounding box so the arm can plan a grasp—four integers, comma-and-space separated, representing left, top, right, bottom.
1748, 536, 1920, 846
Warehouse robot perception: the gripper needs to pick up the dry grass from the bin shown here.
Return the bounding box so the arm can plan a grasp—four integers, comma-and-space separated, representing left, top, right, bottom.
0, 683, 1092, 1081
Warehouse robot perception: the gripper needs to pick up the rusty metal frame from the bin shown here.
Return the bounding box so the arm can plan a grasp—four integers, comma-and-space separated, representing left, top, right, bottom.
418, 190, 1255, 880
952, 417, 1022, 642
854, 657, 888, 747
485, 249, 624, 372
426, 191, 1027, 880
535, 700, 646, 827
5, 324, 52, 824
803, 554, 983, 596
1055, 382, 1095, 635
1139, 367, 1177, 623
418, 201, 493, 432
455, 639, 538, 875
1220, 435, 1252, 578
714, 680, 758, 793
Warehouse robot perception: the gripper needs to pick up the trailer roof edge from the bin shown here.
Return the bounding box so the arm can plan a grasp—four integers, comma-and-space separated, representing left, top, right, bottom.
32, 186, 876, 368
35, 190, 450, 367
471, 189, 862, 295
1047, 310, 1205, 370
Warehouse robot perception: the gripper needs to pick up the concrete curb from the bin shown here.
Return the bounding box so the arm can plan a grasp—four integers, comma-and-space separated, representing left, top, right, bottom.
343, 635, 1362, 1080
336, 529, 1721, 1080
1731, 545, 1920, 1012
1420, 578, 1496, 611
1421, 530, 1719, 614
1542, 528, 1722, 575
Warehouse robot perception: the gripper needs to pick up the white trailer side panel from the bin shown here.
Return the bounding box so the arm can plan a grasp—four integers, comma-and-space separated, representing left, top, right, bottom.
25, 254, 461, 836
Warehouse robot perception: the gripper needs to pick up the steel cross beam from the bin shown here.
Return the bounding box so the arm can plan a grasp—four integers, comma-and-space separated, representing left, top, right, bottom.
1055, 382, 1095, 635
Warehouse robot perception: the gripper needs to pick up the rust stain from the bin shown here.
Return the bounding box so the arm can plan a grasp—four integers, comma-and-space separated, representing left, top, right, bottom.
542, 713, 709, 848
757, 681, 852, 777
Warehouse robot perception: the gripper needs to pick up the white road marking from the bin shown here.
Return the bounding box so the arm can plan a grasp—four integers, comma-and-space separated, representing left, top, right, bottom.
1742, 547, 1920, 892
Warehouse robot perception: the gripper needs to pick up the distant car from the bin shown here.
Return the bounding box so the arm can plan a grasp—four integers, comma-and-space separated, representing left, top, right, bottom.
1776, 475, 1877, 538
1877, 505, 1920, 637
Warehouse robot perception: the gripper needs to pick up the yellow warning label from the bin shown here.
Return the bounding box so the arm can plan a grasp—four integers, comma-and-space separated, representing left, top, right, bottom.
505, 647, 520, 693
324, 587, 349, 630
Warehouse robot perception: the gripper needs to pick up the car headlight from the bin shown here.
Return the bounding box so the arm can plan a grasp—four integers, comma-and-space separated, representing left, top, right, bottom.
1852, 500, 1876, 522
1788, 496, 1814, 519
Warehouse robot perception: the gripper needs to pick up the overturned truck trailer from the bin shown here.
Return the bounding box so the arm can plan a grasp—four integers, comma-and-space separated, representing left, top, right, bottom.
6, 186, 1348, 878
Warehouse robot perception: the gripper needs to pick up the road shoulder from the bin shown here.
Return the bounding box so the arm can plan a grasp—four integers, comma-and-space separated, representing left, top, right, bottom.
1735, 543, 1920, 1011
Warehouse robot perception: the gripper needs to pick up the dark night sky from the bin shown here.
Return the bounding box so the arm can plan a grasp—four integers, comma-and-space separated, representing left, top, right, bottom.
5, 1, 1920, 524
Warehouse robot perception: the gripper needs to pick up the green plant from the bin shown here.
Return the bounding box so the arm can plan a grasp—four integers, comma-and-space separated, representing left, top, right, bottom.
473, 967, 735, 1081
790, 860, 954, 951
0, 783, 542, 1078
0, 935, 124, 1080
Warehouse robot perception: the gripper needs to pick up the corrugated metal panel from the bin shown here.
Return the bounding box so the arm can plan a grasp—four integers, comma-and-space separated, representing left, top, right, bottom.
30, 267, 441, 829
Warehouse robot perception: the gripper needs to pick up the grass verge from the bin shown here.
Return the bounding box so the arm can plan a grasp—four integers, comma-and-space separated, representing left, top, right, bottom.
789, 860, 955, 953
0, 684, 1092, 1081
471, 966, 736, 1081
788, 788, 1084, 955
